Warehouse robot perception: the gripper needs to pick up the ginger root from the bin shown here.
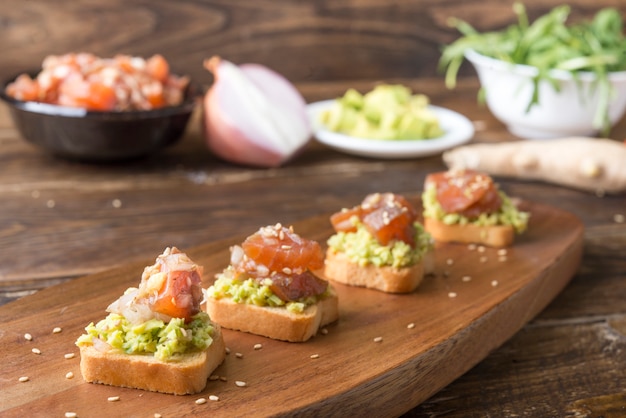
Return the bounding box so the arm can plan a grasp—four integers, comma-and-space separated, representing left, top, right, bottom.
443, 137, 626, 194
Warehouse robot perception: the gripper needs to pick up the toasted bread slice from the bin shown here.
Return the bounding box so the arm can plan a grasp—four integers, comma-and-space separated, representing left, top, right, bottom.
205, 290, 338, 342
323, 248, 432, 293
424, 217, 514, 248
78, 326, 225, 395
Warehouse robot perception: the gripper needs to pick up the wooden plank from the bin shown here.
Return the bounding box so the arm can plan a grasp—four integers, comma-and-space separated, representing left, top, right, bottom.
0, 201, 583, 417
0, 0, 618, 84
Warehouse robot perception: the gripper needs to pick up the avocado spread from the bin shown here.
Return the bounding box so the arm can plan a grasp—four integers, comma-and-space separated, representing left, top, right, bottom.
76, 312, 214, 361
319, 84, 444, 140
327, 220, 433, 269
422, 183, 530, 233
207, 267, 328, 314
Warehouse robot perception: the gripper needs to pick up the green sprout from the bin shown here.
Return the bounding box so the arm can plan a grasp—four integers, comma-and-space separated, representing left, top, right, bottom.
439, 3, 626, 136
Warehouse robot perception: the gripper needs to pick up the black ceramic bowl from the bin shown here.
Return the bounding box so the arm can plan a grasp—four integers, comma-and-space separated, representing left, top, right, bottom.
0, 76, 200, 162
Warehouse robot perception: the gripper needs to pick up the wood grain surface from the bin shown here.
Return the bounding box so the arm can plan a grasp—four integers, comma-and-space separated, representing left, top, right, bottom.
1, 1, 626, 415
0, 201, 583, 417
0, 0, 621, 84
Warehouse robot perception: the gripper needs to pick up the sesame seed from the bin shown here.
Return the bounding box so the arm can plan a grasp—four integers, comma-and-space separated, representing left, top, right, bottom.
209, 374, 220, 381
225, 347, 231, 354
209, 395, 220, 401
407, 323, 415, 329
220, 376, 228, 382
112, 199, 122, 208
282, 267, 292, 275
46, 199, 56, 208
154, 414, 162, 418
448, 292, 457, 298
65, 372, 74, 379
235, 381, 247, 387
373, 336, 383, 343
310, 354, 320, 359
498, 256, 508, 262
31, 190, 40, 198
468, 244, 477, 251
65, 413, 77, 418
491, 280, 499, 287
235, 352, 243, 358
32, 348, 41, 355
446, 258, 454, 265
320, 328, 329, 335
462, 276, 472, 282
53, 327, 62, 334
614, 214, 625, 223
108, 396, 120, 402
195, 398, 207, 405
253, 343, 263, 350
24, 333, 33, 341
480, 256, 488, 263
497, 249, 508, 256
477, 245, 486, 253
64, 353, 75, 359
18, 376, 29, 382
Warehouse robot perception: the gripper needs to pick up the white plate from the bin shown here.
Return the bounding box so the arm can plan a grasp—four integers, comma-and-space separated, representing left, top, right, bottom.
307, 100, 475, 159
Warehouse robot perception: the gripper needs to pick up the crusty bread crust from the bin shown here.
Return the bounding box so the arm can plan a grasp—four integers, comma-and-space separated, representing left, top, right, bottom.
79, 326, 225, 395
424, 217, 514, 248
323, 249, 429, 293
205, 290, 338, 342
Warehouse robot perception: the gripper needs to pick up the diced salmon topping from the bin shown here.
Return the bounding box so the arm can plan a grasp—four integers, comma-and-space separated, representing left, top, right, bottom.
240, 224, 324, 273
426, 169, 502, 218
144, 247, 204, 322
232, 224, 328, 302
4, 52, 189, 111
330, 192, 418, 246
267, 270, 329, 302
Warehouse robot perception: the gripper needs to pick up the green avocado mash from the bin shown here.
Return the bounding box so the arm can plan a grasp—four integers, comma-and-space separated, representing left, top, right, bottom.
75, 312, 214, 362
319, 84, 444, 140
207, 267, 328, 314
327, 220, 433, 269
421, 183, 530, 233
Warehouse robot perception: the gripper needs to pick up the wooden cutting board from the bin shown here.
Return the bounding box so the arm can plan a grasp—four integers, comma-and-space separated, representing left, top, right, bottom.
0, 200, 583, 418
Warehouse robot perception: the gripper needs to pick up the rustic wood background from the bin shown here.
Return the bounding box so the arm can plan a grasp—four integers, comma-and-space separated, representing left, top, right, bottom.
0, 0, 620, 86
1, 1, 625, 417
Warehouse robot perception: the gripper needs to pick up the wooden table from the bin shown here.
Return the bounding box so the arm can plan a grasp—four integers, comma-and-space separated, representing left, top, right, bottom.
1, 77, 625, 417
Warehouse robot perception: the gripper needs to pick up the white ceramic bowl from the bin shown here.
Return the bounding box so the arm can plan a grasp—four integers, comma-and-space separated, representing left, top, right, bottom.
465, 49, 626, 139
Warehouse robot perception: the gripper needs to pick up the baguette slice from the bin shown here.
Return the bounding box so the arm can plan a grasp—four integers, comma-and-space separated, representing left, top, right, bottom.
205, 290, 338, 342
323, 248, 433, 293
424, 217, 514, 248
79, 326, 225, 395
